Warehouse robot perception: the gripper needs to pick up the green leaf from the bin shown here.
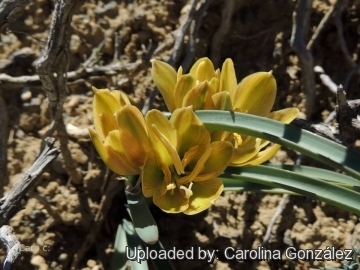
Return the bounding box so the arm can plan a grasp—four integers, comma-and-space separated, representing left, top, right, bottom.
125, 187, 159, 244
265, 164, 360, 190
121, 219, 150, 270
221, 165, 360, 215
196, 110, 360, 180
111, 224, 128, 270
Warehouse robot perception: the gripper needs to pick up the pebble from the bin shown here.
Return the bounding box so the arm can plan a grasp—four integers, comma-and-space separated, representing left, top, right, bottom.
31, 255, 48, 270
58, 253, 68, 262
66, 123, 89, 139
87, 259, 97, 267
21, 89, 32, 101
72, 148, 89, 164
94, 1, 118, 17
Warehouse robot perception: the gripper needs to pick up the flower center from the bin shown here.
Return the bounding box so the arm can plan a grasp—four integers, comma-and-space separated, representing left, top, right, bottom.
180, 182, 194, 199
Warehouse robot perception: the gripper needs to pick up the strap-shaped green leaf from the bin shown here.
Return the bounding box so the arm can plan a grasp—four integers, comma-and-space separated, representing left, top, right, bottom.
221, 165, 360, 215
196, 110, 360, 180
125, 187, 159, 244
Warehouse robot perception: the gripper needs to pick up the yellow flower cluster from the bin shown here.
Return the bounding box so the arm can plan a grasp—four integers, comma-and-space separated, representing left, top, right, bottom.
151, 58, 299, 166
89, 58, 299, 215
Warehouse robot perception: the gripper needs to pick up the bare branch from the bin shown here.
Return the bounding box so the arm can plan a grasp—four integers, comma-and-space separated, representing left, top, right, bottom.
0, 60, 142, 89
292, 118, 342, 143
36, 0, 85, 183
314, 65, 338, 94
290, 0, 316, 118
307, 5, 334, 50
0, 0, 30, 31
36, 0, 85, 111
336, 86, 360, 146
0, 94, 8, 198
0, 137, 60, 227
334, 0, 355, 68
168, 0, 197, 66
182, 0, 210, 71
0, 225, 21, 270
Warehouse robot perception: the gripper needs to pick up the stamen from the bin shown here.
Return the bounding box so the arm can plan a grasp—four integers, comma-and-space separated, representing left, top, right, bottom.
167, 183, 176, 195
180, 182, 194, 199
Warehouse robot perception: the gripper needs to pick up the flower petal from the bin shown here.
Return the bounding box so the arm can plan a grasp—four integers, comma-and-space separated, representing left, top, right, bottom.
146, 110, 177, 145
183, 178, 223, 215
212, 91, 233, 111
195, 58, 216, 82
174, 74, 196, 108
89, 128, 108, 160
209, 77, 219, 93
116, 105, 150, 167
145, 109, 176, 166
99, 112, 117, 138
150, 124, 184, 175
170, 107, 211, 158
220, 58, 237, 92
151, 60, 177, 112
179, 147, 212, 184
195, 141, 233, 181
240, 144, 281, 166
105, 130, 140, 175
229, 138, 261, 166
92, 87, 121, 140
267, 108, 299, 124
232, 72, 276, 116
153, 188, 189, 214
111, 90, 132, 106
177, 66, 183, 81
189, 57, 209, 78
90, 128, 138, 175
142, 150, 168, 197
182, 81, 215, 110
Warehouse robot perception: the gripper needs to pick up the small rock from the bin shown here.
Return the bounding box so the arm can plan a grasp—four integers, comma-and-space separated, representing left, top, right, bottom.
94, 1, 118, 17
72, 148, 89, 164
84, 169, 102, 190
58, 253, 68, 262
21, 89, 32, 101
66, 123, 89, 139
65, 95, 79, 110
15, 128, 25, 139
87, 259, 97, 268
52, 154, 67, 175
31, 255, 48, 270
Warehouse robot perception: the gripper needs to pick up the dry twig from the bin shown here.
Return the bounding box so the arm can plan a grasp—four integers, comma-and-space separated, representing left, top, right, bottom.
0, 60, 142, 90
36, 0, 85, 184
314, 65, 338, 94
0, 94, 8, 198
292, 85, 360, 146
0, 137, 60, 227
290, 0, 316, 118
334, 0, 355, 68
307, 5, 334, 50
181, 0, 210, 71
168, 0, 197, 66
0, 225, 21, 270
0, 0, 30, 31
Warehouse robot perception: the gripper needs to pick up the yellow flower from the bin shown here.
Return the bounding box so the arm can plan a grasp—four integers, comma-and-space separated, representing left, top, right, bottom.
89, 87, 151, 175
151, 58, 299, 166
142, 107, 233, 215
